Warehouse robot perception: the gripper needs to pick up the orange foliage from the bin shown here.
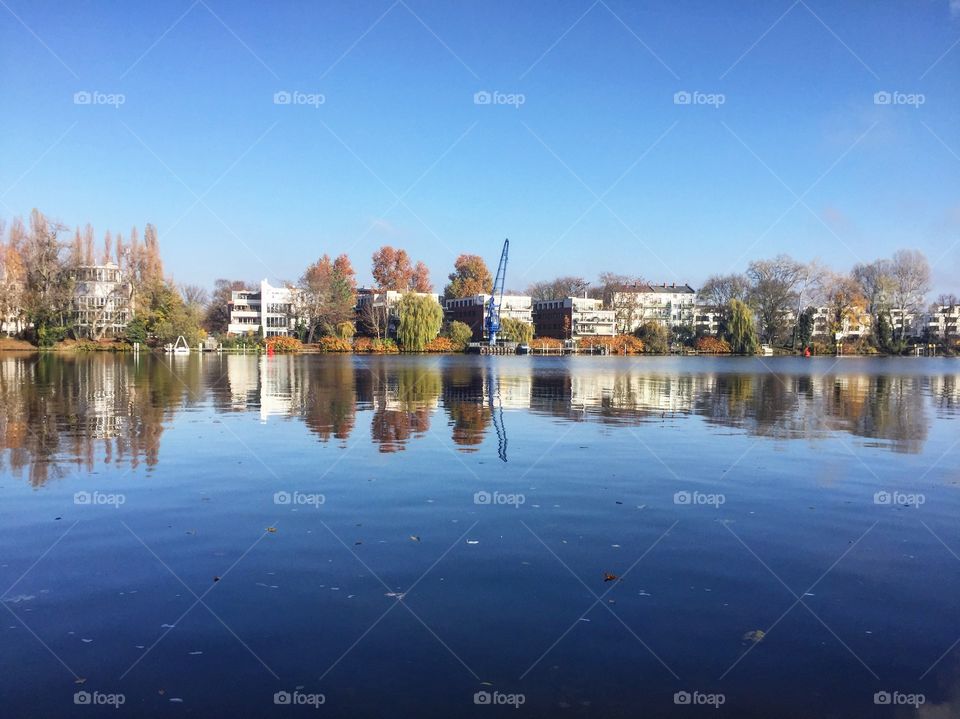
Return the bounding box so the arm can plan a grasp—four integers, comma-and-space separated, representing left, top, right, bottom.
424, 337, 460, 353
530, 337, 562, 350
265, 336, 303, 353
695, 336, 731, 354
579, 335, 645, 354
318, 336, 351, 352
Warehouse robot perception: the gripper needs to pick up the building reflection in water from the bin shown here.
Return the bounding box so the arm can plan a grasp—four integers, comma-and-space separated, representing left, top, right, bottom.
2, 354, 957, 484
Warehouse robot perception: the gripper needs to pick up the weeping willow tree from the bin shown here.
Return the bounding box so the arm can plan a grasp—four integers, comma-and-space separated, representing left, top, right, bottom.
396, 293, 443, 351
499, 317, 533, 344
727, 298, 758, 355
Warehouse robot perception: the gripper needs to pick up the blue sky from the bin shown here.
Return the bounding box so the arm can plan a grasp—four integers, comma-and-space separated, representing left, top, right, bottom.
1, 0, 958, 294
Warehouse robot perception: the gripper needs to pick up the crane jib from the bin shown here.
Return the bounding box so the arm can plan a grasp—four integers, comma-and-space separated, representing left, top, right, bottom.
486, 238, 510, 345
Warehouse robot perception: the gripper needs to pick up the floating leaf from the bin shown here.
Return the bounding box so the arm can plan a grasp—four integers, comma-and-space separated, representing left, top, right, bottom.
742, 629, 766, 643
603, 573, 619, 583
409, 535, 421, 542
266, 527, 277, 533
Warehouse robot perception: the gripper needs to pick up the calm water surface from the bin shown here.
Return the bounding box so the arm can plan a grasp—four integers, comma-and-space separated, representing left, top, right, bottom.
1, 353, 959, 718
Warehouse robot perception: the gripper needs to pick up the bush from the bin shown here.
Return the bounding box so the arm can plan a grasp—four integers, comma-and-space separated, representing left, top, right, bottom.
499, 317, 534, 344
445, 320, 474, 348
424, 337, 460, 353
636, 321, 669, 353
372, 338, 399, 353
266, 335, 303, 353
530, 337, 563, 350
317, 336, 350, 352
352, 336, 373, 353
579, 335, 645, 354
695, 336, 731, 354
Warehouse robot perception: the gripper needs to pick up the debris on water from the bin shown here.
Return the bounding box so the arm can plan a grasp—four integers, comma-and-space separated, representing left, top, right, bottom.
578, 618, 591, 622
603, 573, 619, 583
54, 517, 62, 521
74, 678, 86, 685
742, 629, 766, 643
409, 535, 421, 542
466, 540, 479, 545
81, 638, 93, 643
185, 529, 196, 535
213, 576, 221, 583
354, 541, 362, 545
161, 623, 176, 629
188, 651, 203, 655
266, 527, 277, 533
385, 592, 406, 600
169, 698, 183, 703
802, 592, 814, 597
3, 594, 35, 604
136, 645, 144, 649
611, 544, 621, 548
615, 501, 623, 505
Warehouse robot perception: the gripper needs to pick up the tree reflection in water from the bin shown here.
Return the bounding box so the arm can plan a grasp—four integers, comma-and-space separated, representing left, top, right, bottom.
1, 355, 955, 484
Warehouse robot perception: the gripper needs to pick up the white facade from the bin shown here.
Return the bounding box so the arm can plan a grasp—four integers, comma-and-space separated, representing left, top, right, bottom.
228, 279, 302, 337
927, 304, 960, 341
612, 283, 697, 333
810, 307, 871, 339
71, 263, 132, 338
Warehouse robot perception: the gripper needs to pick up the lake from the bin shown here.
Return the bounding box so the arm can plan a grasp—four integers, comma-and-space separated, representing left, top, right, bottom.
1, 353, 958, 717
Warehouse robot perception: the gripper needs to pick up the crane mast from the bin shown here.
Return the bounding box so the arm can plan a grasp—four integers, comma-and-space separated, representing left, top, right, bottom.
486, 239, 509, 346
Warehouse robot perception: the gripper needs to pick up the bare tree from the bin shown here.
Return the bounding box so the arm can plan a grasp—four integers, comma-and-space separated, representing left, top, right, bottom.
746, 255, 807, 345
889, 249, 931, 340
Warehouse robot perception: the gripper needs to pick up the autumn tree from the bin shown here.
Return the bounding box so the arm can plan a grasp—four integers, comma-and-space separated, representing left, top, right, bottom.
444, 254, 492, 299
297, 254, 357, 343
371, 246, 433, 292
396, 292, 443, 350
0, 219, 25, 335
820, 272, 867, 339
20, 209, 73, 343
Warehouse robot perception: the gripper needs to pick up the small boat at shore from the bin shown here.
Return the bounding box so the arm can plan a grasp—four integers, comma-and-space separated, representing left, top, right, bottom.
165, 336, 191, 355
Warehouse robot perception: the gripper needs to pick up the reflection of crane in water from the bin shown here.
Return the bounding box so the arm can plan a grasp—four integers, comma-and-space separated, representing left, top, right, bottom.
487, 363, 508, 462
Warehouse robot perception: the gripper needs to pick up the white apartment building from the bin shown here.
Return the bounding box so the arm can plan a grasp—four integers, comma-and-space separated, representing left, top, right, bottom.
71, 263, 133, 339
533, 297, 616, 339
228, 279, 302, 338
611, 283, 697, 333
927, 304, 960, 341
810, 307, 871, 340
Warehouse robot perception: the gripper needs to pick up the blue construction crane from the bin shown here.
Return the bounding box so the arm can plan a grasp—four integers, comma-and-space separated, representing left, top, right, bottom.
485, 238, 509, 345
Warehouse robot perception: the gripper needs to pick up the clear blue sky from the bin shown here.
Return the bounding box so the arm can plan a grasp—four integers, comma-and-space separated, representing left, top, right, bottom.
1, 0, 958, 294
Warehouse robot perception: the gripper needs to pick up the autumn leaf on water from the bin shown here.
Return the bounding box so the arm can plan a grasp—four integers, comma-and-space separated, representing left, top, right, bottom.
603, 572, 619, 583
266, 527, 277, 533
